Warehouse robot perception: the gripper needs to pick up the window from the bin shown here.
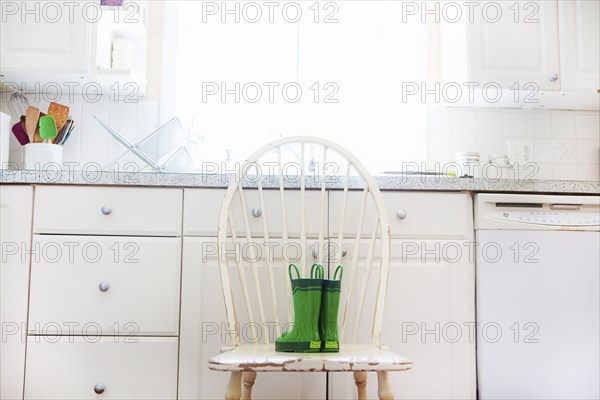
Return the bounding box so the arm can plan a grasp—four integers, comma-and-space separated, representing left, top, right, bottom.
162, 1, 431, 173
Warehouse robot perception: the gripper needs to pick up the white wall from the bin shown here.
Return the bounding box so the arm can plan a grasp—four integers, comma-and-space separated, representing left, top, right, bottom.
428, 106, 600, 181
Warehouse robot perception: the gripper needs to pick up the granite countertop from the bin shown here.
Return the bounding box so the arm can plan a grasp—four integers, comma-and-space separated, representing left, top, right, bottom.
1, 169, 599, 194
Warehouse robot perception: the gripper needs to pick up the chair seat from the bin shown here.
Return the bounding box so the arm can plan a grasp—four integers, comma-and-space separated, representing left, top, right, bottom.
208, 344, 413, 372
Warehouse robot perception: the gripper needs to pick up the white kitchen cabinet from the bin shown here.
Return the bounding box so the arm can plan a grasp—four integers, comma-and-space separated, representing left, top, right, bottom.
29, 235, 181, 336
330, 191, 472, 239
184, 188, 326, 238
0, 185, 33, 400
24, 337, 179, 400
0, 1, 148, 95
0, 1, 94, 72
4, 184, 478, 399
179, 236, 327, 400
441, 0, 599, 109
34, 186, 183, 236
22, 185, 184, 399
328, 191, 476, 399
180, 188, 326, 399
558, 0, 600, 91
181, 188, 476, 399
469, 1, 560, 91
0, 1, 95, 84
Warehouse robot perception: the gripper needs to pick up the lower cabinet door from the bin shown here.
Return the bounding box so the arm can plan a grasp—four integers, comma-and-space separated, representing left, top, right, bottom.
178, 237, 326, 400
329, 239, 476, 399
24, 337, 178, 399
0, 186, 33, 400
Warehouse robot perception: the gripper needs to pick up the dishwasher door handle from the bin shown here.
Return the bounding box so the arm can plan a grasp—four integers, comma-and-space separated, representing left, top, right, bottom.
550, 204, 582, 210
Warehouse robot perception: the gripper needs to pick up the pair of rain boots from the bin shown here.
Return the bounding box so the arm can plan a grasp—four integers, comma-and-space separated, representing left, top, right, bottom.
275, 263, 343, 353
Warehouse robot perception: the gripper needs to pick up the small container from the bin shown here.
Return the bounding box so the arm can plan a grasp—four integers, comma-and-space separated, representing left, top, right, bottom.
24, 143, 63, 170
488, 154, 514, 179
456, 151, 480, 178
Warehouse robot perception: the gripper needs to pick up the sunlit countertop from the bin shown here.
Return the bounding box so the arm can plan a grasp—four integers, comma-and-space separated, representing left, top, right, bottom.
1, 169, 599, 195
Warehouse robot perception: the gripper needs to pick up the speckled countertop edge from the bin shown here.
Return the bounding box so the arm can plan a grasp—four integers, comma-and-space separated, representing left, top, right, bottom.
1, 169, 599, 195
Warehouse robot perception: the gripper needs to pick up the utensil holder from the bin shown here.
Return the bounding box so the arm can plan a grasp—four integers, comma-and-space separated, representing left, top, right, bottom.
24, 143, 63, 170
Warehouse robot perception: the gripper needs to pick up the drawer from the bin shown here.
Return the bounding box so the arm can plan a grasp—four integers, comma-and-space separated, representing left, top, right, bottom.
29, 236, 181, 336
329, 191, 472, 239
34, 186, 183, 236
184, 188, 326, 238
183, 189, 225, 236
24, 337, 178, 400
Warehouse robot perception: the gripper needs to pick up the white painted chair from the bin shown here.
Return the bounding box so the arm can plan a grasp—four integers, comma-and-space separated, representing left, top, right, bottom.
209, 137, 412, 399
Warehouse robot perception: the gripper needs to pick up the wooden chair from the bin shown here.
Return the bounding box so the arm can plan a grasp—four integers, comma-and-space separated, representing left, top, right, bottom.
209, 137, 412, 399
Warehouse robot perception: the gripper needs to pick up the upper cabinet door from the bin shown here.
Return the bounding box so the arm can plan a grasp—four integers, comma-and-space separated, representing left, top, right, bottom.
468, 0, 560, 90
558, 0, 600, 91
0, 1, 94, 74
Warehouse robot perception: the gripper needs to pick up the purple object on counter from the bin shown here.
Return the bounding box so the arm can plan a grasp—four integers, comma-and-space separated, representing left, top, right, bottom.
11, 120, 29, 145
101, 0, 124, 6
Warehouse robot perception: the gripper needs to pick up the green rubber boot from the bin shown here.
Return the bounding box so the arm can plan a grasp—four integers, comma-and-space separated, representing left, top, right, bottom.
320, 265, 343, 352
275, 264, 324, 353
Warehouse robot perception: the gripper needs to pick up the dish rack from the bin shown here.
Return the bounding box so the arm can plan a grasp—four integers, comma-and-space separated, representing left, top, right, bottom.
95, 115, 193, 172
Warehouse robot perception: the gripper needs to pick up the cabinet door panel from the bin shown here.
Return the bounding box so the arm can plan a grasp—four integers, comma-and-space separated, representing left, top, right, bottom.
0, 1, 93, 73
179, 237, 326, 400
24, 337, 178, 400
558, 0, 600, 90
329, 239, 476, 399
29, 236, 181, 336
468, 0, 560, 90
0, 186, 33, 400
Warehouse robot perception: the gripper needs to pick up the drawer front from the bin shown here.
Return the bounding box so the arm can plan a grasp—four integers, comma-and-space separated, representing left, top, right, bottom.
330, 191, 472, 239
29, 236, 181, 336
183, 189, 225, 236
34, 186, 183, 236
184, 188, 326, 238
24, 337, 178, 400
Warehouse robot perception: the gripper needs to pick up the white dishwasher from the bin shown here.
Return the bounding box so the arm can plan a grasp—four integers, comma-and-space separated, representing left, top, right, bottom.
475, 193, 600, 400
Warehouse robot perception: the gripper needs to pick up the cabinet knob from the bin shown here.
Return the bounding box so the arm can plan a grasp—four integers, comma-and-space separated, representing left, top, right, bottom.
98, 282, 110, 292
251, 208, 262, 218
396, 209, 407, 220
101, 206, 112, 216
94, 383, 105, 394
549, 73, 559, 82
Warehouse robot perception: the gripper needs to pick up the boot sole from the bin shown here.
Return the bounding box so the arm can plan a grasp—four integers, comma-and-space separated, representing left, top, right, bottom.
321, 341, 340, 352
275, 340, 322, 353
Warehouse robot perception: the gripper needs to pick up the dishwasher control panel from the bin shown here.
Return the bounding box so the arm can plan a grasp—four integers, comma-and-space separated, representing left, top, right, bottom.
490, 211, 600, 226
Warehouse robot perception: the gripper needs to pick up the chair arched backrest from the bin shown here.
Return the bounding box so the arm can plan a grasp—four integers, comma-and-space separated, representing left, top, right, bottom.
217, 136, 391, 348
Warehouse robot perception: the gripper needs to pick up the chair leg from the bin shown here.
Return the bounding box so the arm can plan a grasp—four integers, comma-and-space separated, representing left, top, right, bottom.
241, 371, 257, 400
225, 371, 242, 400
353, 371, 368, 400
376, 371, 394, 400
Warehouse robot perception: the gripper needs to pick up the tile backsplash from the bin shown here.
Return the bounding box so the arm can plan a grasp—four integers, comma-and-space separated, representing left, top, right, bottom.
428, 106, 600, 181
2, 94, 599, 182
2, 94, 160, 170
